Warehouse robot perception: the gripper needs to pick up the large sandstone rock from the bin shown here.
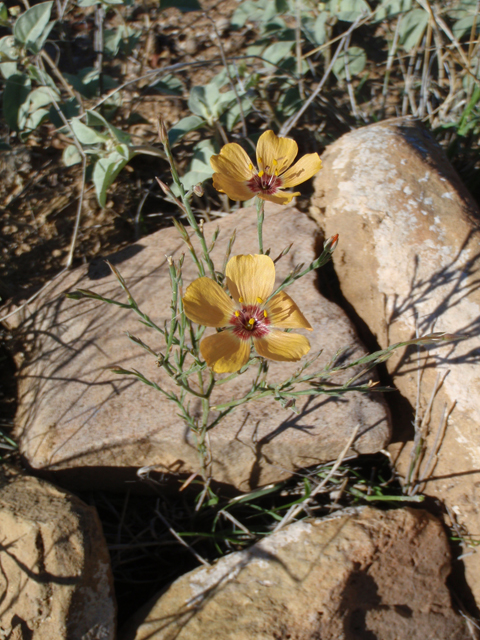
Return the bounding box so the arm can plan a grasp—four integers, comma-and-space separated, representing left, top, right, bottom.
119, 506, 468, 640
11, 205, 390, 492
0, 466, 116, 639
311, 118, 480, 604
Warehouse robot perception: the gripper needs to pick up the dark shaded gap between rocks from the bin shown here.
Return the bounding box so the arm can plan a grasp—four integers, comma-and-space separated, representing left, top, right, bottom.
312, 232, 415, 446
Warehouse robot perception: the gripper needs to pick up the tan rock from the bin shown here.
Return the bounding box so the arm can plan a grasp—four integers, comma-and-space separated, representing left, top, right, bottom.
119, 507, 468, 640
12, 205, 390, 492
0, 466, 116, 639
311, 117, 480, 604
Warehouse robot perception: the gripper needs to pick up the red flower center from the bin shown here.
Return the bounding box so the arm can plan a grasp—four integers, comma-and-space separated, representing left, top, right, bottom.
229, 304, 271, 341
247, 172, 282, 195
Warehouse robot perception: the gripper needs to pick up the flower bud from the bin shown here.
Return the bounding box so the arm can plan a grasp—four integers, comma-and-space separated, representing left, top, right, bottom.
158, 120, 168, 145
156, 177, 171, 196
324, 233, 339, 252
193, 183, 204, 197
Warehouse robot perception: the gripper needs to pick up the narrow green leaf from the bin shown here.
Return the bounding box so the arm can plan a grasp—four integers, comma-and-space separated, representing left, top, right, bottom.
0, 3, 8, 25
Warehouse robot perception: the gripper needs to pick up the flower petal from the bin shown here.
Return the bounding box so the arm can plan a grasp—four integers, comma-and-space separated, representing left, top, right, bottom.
225, 254, 275, 304
266, 291, 312, 330
183, 277, 234, 327
256, 131, 298, 175
212, 173, 254, 201
258, 191, 300, 205
280, 153, 322, 188
210, 143, 254, 181
200, 330, 251, 373
254, 331, 311, 361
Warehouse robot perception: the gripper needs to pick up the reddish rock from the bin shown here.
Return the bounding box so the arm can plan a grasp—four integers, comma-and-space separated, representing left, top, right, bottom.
119, 507, 468, 640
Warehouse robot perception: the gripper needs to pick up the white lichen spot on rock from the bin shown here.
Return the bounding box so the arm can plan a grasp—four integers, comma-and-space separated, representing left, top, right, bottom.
186, 521, 313, 606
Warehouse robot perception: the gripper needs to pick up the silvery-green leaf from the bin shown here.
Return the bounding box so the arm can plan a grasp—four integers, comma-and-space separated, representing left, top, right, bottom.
453, 15, 479, 40
63, 144, 82, 167
0, 35, 19, 62
188, 85, 214, 121
224, 92, 254, 131
21, 107, 49, 131
63, 68, 118, 99
263, 40, 295, 65
168, 115, 206, 146
71, 119, 108, 145
26, 64, 57, 90
85, 109, 130, 144
398, 8, 429, 51
332, 46, 367, 80
13, 1, 53, 52
114, 143, 132, 161
17, 85, 58, 129
78, 0, 124, 5
328, 0, 371, 22
313, 13, 329, 45
104, 25, 141, 56
0, 62, 17, 78
32, 20, 55, 54
189, 139, 216, 173
231, 0, 265, 28
374, 0, 412, 21
93, 151, 130, 207
151, 74, 183, 96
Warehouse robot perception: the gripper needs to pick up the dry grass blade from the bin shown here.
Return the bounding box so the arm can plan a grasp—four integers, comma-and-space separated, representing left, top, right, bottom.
273, 424, 360, 532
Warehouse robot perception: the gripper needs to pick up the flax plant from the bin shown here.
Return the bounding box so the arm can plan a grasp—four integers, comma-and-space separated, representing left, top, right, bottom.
67, 125, 458, 504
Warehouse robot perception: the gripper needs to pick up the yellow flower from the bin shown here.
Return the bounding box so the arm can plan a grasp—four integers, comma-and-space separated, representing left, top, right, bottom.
210, 130, 322, 205
183, 254, 312, 373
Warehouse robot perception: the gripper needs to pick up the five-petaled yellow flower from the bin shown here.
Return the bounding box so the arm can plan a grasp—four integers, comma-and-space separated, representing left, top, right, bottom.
183, 254, 312, 373
210, 130, 322, 205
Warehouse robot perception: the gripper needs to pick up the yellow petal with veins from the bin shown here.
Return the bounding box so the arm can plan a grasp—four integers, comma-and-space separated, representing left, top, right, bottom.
200, 331, 251, 373
266, 291, 312, 330
254, 331, 311, 361
212, 173, 254, 201
256, 131, 298, 175
210, 143, 254, 181
183, 277, 234, 327
258, 191, 299, 206
280, 153, 322, 188
225, 254, 275, 305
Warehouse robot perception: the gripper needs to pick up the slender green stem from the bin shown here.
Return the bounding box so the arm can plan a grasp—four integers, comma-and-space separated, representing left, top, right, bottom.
256, 197, 264, 254
162, 135, 216, 280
